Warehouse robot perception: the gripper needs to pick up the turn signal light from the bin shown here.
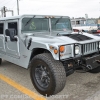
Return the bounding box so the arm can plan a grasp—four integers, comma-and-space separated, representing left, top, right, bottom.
54, 49, 58, 54
49, 46, 54, 49
59, 46, 65, 52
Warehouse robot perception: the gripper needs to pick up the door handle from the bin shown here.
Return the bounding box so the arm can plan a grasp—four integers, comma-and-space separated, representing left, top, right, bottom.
5, 37, 7, 42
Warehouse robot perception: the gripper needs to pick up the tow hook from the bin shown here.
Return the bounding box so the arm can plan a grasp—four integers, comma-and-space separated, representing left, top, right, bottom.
86, 65, 92, 70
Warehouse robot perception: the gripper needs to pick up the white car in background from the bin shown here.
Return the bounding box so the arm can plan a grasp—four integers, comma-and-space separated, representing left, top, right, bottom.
71, 18, 98, 33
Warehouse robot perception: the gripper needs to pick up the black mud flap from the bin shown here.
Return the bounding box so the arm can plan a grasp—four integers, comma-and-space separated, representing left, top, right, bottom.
85, 55, 100, 70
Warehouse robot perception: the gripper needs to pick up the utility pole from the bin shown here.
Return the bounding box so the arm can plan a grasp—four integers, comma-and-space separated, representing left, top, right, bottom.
0, 10, 1, 17
3, 6, 6, 17
17, 0, 19, 15
0, 6, 6, 17
0, 6, 14, 17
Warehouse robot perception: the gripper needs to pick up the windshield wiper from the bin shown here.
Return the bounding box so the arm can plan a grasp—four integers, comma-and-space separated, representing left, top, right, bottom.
24, 15, 35, 28
54, 17, 62, 25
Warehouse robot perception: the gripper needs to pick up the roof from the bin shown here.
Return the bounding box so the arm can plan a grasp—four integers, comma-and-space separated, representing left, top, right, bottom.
0, 14, 70, 21
71, 19, 86, 21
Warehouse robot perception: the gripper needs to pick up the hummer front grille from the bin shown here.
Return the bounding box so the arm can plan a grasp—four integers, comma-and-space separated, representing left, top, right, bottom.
83, 42, 98, 54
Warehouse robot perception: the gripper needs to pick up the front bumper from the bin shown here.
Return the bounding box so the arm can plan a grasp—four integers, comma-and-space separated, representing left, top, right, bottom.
84, 54, 100, 70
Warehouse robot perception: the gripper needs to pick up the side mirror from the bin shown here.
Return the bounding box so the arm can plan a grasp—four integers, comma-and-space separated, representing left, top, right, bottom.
5, 29, 17, 41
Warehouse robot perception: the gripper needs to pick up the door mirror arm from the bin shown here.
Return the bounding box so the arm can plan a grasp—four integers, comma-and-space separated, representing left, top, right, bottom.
14, 36, 18, 41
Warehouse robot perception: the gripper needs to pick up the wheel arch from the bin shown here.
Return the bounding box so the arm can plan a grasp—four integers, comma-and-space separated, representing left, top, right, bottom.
29, 48, 51, 62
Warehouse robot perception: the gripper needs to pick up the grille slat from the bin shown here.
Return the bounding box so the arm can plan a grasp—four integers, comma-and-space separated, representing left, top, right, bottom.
83, 42, 98, 54
95, 42, 96, 50
92, 43, 93, 50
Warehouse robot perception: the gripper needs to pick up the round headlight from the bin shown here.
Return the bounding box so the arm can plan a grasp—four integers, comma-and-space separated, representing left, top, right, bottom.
75, 46, 80, 54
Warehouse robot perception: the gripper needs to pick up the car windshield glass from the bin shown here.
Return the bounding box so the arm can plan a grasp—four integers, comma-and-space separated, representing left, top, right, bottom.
85, 19, 96, 26
21, 18, 49, 33
51, 18, 72, 32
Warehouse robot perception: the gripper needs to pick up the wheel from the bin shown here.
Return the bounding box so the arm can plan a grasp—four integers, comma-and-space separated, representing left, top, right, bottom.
30, 53, 66, 96
89, 66, 100, 73
0, 58, 2, 65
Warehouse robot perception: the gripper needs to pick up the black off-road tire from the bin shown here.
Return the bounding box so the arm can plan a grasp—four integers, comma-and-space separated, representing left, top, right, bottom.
0, 58, 2, 65
30, 53, 66, 96
89, 66, 100, 73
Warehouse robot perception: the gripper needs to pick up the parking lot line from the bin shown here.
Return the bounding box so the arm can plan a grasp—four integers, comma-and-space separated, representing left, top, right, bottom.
0, 74, 46, 100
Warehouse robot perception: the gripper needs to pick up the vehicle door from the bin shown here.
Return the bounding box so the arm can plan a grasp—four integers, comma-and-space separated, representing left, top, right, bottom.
0, 22, 5, 54
5, 20, 20, 58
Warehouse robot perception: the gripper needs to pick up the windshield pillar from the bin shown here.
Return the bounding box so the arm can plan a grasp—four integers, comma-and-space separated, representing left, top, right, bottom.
49, 18, 52, 35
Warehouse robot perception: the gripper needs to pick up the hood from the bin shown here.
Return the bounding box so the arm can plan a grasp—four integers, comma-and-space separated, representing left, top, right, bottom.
63, 33, 92, 41
25, 32, 100, 46
27, 34, 77, 46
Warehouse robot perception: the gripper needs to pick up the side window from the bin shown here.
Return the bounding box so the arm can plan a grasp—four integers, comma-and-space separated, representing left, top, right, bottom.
76, 21, 80, 25
8, 22, 18, 35
0, 23, 4, 34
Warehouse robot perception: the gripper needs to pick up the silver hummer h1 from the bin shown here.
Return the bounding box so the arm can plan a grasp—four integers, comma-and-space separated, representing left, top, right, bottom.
0, 14, 100, 96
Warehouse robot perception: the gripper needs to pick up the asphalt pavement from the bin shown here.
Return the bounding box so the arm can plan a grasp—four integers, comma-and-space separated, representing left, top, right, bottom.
0, 60, 100, 100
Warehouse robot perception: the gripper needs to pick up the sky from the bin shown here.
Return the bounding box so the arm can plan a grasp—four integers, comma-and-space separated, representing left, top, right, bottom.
0, 0, 100, 18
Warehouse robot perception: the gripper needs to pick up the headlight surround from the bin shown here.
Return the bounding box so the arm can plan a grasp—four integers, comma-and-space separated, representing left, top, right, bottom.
75, 45, 80, 55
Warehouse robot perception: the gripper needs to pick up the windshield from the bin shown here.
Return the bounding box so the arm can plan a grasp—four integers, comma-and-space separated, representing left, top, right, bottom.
51, 18, 72, 31
85, 19, 97, 26
22, 18, 49, 33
